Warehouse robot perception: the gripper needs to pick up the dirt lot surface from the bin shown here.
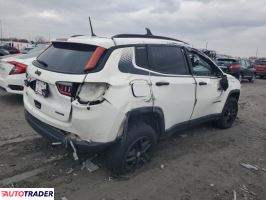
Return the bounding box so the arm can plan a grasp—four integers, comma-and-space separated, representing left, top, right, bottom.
0, 79, 265, 200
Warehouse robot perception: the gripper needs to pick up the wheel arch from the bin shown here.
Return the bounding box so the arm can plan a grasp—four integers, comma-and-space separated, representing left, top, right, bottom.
124, 107, 165, 140
227, 89, 240, 102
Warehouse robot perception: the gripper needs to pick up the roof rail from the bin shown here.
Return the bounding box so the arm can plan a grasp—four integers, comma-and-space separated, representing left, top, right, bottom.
112, 28, 189, 45
71, 35, 85, 37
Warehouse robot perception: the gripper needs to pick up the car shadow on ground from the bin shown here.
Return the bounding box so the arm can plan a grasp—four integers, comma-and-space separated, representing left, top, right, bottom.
0, 93, 23, 105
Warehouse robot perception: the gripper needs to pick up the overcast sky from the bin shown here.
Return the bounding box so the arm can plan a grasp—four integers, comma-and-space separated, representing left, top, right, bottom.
0, 0, 265, 57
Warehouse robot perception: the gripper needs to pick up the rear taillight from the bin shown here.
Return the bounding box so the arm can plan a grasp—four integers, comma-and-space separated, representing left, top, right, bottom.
56, 82, 78, 97
84, 47, 106, 71
77, 83, 108, 104
229, 65, 240, 69
8, 61, 27, 75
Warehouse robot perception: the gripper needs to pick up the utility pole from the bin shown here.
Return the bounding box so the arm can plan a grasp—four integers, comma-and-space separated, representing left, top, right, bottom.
256, 48, 259, 58
0, 19, 2, 44
205, 41, 208, 49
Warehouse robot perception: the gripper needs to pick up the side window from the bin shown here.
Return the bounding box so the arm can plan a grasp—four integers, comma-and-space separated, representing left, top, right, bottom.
188, 51, 215, 76
240, 60, 246, 68
149, 46, 188, 75
244, 60, 249, 68
135, 46, 149, 69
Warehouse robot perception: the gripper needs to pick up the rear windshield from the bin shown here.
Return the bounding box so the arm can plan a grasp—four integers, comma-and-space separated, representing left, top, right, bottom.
217, 59, 238, 67
34, 42, 96, 74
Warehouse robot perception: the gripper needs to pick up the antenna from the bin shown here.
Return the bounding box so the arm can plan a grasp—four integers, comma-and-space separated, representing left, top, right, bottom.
88, 17, 96, 37
145, 28, 153, 36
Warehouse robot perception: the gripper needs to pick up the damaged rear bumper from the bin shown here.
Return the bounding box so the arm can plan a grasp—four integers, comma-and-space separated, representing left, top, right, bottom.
25, 110, 114, 153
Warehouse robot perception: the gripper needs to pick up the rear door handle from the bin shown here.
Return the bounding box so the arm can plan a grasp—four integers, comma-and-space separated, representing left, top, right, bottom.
156, 81, 170, 86
199, 81, 207, 86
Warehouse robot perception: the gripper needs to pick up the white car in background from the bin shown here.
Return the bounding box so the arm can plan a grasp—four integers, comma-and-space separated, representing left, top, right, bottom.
0, 44, 48, 94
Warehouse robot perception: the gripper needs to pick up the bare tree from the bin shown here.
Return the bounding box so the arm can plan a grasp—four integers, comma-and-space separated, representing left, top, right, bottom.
34, 36, 47, 44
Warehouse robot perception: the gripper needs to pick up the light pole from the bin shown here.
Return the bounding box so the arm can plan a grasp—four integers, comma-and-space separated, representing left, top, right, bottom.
256, 48, 258, 58
0, 19, 2, 44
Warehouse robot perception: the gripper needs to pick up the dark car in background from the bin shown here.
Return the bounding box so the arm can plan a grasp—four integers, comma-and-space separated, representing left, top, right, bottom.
253, 59, 266, 78
201, 49, 217, 60
0, 49, 10, 56
0, 46, 20, 54
216, 58, 255, 82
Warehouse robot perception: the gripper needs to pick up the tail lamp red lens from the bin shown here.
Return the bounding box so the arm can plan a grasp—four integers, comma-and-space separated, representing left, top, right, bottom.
229, 65, 240, 69
8, 61, 27, 75
56, 82, 75, 97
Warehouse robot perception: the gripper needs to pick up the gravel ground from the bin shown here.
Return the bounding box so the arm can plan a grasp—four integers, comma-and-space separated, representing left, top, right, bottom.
0, 79, 265, 200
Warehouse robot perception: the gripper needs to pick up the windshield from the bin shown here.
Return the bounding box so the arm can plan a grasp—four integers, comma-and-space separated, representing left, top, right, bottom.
217, 59, 238, 67
35, 42, 96, 74
17, 44, 48, 59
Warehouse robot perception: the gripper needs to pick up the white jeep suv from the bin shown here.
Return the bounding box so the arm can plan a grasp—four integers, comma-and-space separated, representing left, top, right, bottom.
24, 32, 241, 174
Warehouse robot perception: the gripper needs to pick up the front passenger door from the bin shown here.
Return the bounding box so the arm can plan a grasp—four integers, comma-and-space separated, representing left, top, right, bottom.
187, 50, 224, 120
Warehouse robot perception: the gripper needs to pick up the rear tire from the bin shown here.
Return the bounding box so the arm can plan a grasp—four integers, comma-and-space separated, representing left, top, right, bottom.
260, 75, 265, 79
214, 97, 238, 129
107, 123, 157, 175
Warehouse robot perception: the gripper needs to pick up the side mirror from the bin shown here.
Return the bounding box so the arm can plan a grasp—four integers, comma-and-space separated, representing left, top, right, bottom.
194, 59, 200, 66
220, 74, 229, 91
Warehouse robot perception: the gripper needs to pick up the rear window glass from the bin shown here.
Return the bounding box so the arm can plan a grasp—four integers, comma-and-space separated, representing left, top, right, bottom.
35, 42, 96, 74
217, 59, 238, 66
149, 46, 188, 75
135, 46, 149, 69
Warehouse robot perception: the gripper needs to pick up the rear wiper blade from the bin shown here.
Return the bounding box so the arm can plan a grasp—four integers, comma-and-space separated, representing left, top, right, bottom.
36, 59, 48, 67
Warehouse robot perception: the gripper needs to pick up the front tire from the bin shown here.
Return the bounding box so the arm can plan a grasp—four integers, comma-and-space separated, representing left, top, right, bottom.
107, 123, 157, 175
214, 97, 238, 129
248, 73, 255, 83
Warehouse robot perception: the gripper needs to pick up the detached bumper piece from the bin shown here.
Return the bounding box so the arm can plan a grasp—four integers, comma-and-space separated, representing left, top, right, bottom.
24, 111, 113, 153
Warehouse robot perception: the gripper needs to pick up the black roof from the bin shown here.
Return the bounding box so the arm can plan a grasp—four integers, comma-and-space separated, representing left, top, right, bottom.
112, 28, 189, 45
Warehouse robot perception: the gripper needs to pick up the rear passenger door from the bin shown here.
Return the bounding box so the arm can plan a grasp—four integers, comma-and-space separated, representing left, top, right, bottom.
147, 45, 196, 130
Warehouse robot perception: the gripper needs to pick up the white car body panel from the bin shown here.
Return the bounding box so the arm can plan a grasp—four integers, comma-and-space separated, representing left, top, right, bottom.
25, 48, 153, 143
149, 75, 196, 129
191, 77, 224, 119
59, 37, 114, 49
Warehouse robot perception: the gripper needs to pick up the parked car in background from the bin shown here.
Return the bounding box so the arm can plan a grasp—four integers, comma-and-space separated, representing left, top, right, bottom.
0, 45, 20, 54
253, 59, 266, 78
216, 58, 255, 82
201, 49, 216, 60
0, 49, 10, 56
0, 44, 48, 94
21, 47, 34, 54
